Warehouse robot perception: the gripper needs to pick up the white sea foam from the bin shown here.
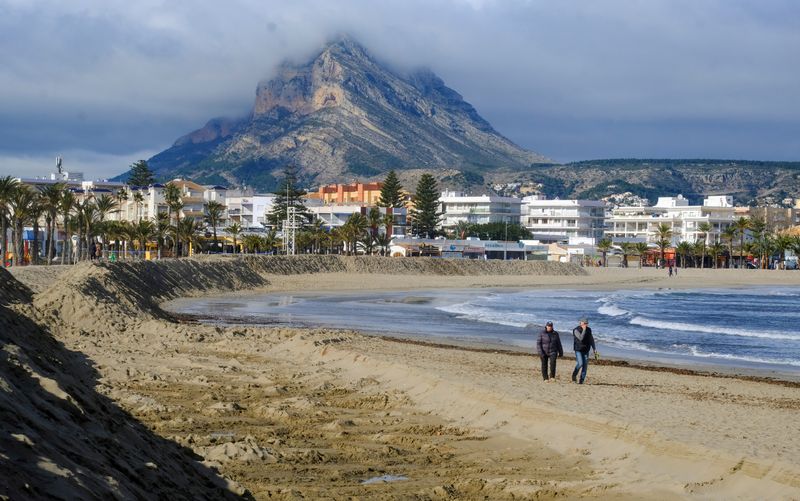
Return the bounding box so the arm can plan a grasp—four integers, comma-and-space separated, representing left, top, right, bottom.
597, 302, 629, 317
435, 303, 532, 328
629, 316, 800, 341
685, 346, 800, 367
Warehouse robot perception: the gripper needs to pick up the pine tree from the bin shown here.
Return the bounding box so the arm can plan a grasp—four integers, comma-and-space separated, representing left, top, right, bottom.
410, 174, 441, 238
268, 165, 310, 227
126, 160, 155, 187
377, 170, 404, 208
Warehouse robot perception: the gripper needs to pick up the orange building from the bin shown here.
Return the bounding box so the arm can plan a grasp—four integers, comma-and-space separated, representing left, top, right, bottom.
307, 182, 383, 205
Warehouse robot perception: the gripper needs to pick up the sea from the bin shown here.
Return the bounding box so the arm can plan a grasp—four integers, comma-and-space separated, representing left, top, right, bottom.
165, 287, 800, 372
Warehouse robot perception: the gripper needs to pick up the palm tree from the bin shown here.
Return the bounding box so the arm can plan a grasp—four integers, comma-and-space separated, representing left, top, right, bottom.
263, 229, 280, 254
226, 222, 242, 255
696, 222, 712, 269
375, 232, 393, 257
59, 191, 75, 264
176, 217, 202, 257
116, 188, 129, 220
596, 237, 613, 267
0, 176, 20, 267
733, 217, 751, 268
675, 241, 693, 268
134, 219, 155, 257
774, 233, 794, 269
342, 212, 368, 256
163, 183, 183, 257
29, 194, 45, 265
721, 225, 737, 268
242, 234, 264, 254
204, 200, 225, 253
153, 211, 171, 259
654, 223, 673, 267
359, 233, 377, 255
708, 240, 724, 269
454, 220, 472, 240
633, 242, 650, 268
132, 191, 145, 221
39, 183, 65, 265
94, 194, 118, 259
8, 185, 38, 266
618, 242, 634, 268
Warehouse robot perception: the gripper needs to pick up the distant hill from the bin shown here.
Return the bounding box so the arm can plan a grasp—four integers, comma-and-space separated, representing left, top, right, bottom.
483, 159, 800, 206
139, 36, 550, 192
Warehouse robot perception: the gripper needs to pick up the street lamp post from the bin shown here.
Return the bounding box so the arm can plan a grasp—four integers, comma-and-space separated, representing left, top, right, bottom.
504, 219, 508, 260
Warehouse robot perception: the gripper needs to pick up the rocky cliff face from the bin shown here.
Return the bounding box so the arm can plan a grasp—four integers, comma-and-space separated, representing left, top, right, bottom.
147, 36, 549, 190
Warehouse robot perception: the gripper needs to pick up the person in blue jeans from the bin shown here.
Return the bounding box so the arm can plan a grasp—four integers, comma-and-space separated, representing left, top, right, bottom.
572, 318, 597, 384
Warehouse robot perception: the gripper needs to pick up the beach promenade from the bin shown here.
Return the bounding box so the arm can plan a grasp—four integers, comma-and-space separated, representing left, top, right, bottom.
3, 257, 800, 499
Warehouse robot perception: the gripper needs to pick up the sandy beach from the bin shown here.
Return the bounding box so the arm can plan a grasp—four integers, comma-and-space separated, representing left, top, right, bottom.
3, 257, 800, 499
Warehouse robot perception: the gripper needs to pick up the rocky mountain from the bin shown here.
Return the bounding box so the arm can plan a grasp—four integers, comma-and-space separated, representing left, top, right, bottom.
489, 159, 800, 206
145, 36, 550, 191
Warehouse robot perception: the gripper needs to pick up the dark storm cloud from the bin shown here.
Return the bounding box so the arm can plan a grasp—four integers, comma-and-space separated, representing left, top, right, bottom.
0, 0, 798, 179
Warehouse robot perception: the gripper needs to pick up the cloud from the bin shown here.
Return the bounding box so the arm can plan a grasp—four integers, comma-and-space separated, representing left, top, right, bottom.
0, 0, 798, 178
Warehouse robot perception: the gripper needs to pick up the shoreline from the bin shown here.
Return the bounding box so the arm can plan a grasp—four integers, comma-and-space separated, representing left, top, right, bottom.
163, 274, 800, 382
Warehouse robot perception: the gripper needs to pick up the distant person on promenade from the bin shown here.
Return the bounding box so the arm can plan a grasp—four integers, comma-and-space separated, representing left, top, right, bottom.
572, 318, 597, 384
668, 264, 673, 277
674, 263, 678, 276
536, 321, 563, 382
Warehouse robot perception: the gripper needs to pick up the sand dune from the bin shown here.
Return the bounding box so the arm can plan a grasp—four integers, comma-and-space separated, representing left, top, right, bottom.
3, 257, 800, 499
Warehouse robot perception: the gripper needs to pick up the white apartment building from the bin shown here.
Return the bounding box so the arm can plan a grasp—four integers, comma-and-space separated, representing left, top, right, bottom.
439, 191, 522, 229
522, 196, 606, 243
115, 180, 227, 224
306, 202, 408, 237
606, 194, 736, 245
226, 193, 276, 229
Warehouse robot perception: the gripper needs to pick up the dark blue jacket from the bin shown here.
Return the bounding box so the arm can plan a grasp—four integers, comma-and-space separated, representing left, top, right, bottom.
537, 329, 563, 357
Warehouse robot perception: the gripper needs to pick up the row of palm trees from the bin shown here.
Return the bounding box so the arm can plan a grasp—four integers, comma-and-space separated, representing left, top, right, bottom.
229, 208, 396, 256
594, 218, 800, 269
0, 176, 231, 266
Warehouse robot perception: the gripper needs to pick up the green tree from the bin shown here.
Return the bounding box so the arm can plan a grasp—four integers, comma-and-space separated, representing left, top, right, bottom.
774, 233, 793, 268
469, 222, 531, 241
341, 212, 368, 255
126, 160, 155, 187
596, 238, 613, 267
39, 183, 66, 265
654, 223, 673, 266
410, 174, 441, 238
619, 242, 634, 268
0, 176, 20, 267
204, 200, 225, 252
59, 191, 75, 264
226, 222, 242, 254
721, 225, 737, 268
377, 170, 405, 208
696, 222, 712, 269
733, 217, 751, 268
633, 242, 650, 268
176, 217, 202, 257
163, 183, 183, 257
268, 165, 309, 227
154, 211, 171, 259
676, 241, 693, 268
708, 240, 724, 269
8, 185, 38, 265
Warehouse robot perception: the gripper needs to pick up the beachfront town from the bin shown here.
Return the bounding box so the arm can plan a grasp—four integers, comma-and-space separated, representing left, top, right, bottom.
2, 165, 800, 268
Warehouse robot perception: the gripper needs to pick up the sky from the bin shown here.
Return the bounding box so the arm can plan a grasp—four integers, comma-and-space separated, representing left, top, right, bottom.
1, 0, 798, 180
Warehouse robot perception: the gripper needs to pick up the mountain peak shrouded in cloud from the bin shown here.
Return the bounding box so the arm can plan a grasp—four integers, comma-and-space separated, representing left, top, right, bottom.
145, 36, 550, 190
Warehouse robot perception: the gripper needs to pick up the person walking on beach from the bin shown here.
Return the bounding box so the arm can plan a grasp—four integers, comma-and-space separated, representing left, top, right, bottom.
572, 318, 597, 384
668, 264, 673, 277
536, 321, 563, 382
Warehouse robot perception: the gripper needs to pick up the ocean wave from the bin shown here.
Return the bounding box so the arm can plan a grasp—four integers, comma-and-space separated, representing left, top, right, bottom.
435, 303, 533, 328
596, 301, 629, 317
629, 316, 800, 341
685, 346, 800, 367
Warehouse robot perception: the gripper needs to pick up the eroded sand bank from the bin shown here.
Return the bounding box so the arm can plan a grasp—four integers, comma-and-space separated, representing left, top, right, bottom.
3, 257, 800, 499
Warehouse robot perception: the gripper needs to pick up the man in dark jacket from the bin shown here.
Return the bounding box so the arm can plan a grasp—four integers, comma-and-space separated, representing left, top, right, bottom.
572, 318, 597, 384
536, 321, 563, 382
